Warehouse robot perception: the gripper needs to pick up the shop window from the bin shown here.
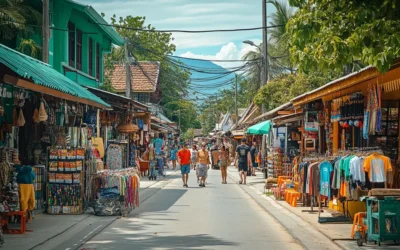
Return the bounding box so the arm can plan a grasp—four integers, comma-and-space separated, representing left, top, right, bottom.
76, 29, 83, 71
134, 93, 150, 103
68, 22, 75, 67
88, 38, 93, 76
370, 101, 399, 161
96, 43, 100, 80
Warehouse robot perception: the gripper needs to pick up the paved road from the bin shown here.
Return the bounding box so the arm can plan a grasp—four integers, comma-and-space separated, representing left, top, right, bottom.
79, 168, 303, 250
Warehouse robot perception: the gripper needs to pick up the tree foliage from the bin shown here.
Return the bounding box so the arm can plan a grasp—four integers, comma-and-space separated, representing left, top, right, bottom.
102, 15, 194, 126
104, 15, 190, 105
254, 72, 339, 110
287, 0, 400, 73
0, 0, 41, 41
182, 128, 195, 141
242, 0, 296, 89
163, 100, 201, 133
198, 75, 257, 134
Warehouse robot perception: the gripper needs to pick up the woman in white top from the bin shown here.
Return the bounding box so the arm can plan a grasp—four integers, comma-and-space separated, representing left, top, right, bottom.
191, 145, 198, 170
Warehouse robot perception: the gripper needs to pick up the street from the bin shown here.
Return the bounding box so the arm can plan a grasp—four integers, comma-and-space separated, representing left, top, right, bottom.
76, 168, 303, 250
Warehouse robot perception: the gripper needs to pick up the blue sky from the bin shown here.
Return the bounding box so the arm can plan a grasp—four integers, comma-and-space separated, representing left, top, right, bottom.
79, 0, 278, 68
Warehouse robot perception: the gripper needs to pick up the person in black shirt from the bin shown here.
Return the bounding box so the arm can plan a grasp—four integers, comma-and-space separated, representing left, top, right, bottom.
250, 141, 258, 176
235, 138, 251, 185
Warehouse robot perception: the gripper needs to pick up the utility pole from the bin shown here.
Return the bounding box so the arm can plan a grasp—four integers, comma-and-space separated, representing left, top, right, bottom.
261, 0, 268, 113
235, 74, 238, 126
42, 0, 50, 63
124, 41, 132, 99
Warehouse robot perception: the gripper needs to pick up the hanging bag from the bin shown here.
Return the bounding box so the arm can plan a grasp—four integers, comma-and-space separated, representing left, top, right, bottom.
92, 109, 104, 158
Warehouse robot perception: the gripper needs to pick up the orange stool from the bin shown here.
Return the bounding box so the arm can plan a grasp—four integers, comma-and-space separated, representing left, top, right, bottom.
285, 189, 295, 203
290, 192, 301, 207
351, 212, 367, 238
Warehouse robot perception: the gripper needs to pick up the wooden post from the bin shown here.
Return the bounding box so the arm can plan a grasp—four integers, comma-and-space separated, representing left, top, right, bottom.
42, 0, 50, 63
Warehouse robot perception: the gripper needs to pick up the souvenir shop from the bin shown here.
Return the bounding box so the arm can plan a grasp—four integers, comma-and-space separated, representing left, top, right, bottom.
274, 65, 400, 224
0, 48, 142, 233
265, 115, 302, 181
84, 88, 146, 216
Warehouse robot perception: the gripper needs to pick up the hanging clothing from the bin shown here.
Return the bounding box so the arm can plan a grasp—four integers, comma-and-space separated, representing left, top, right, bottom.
106, 145, 123, 170
349, 156, 365, 182
364, 153, 392, 182
320, 161, 333, 198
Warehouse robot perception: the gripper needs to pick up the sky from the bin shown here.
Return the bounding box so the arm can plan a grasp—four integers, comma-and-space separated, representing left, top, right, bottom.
79, 0, 277, 69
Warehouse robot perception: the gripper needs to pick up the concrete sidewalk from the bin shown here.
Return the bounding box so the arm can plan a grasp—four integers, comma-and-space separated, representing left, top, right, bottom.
3, 170, 181, 250
227, 167, 398, 250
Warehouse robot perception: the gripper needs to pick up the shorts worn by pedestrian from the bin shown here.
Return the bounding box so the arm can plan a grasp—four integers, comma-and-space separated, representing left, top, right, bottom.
197, 163, 208, 177
181, 164, 190, 174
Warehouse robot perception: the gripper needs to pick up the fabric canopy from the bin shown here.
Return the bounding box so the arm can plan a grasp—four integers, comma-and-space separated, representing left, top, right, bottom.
246, 120, 271, 135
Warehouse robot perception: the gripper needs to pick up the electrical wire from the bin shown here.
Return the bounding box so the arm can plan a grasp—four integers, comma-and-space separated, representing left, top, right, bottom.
167, 54, 262, 62
91, 21, 285, 33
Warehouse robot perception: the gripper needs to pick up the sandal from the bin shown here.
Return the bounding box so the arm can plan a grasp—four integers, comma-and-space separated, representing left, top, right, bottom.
239, 180, 242, 184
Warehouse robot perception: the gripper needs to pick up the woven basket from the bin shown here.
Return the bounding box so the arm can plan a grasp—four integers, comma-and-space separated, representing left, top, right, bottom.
117, 123, 139, 133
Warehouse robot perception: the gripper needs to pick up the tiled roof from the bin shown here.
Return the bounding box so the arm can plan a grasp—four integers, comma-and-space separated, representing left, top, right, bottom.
108, 62, 160, 92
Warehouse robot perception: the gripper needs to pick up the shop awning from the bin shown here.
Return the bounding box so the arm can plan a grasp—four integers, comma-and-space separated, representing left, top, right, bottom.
0, 44, 110, 109
251, 102, 292, 124
246, 120, 271, 135
272, 113, 304, 127
86, 86, 148, 111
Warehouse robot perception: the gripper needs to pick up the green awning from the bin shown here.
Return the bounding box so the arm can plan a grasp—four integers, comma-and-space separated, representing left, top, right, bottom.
0, 44, 110, 108
246, 120, 271, 135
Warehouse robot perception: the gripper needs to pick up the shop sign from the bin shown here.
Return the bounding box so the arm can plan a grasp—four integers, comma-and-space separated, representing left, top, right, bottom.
304, 122, 319, 132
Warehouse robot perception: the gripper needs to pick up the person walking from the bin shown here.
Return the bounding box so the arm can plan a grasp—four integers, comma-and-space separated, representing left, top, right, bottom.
170, 145, 178, 170
250, 141, 258, 176
235, 138, 251, 185
197, 143, 210, 187
191, 145, 198, 170
177, 144, 191, 187
219, 146, 229, 184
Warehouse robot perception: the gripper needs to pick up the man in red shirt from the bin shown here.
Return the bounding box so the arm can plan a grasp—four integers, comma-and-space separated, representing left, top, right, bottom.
178, 143, 191, 187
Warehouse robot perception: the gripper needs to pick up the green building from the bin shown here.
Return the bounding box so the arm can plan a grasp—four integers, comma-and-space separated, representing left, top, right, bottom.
2, 0, 124, 88
49, 0, 124, 88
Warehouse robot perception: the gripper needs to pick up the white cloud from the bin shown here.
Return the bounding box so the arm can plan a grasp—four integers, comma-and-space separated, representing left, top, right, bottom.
179, 39, 262, 69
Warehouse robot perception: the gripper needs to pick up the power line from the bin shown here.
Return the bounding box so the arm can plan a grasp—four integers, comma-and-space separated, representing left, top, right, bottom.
0, 18, 284, 33
94, 21, 285, 33
168, 55, 262, 62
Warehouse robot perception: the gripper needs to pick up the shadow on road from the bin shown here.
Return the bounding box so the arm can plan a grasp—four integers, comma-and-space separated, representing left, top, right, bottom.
130, 188, 188, 215
85, 233, 238, 250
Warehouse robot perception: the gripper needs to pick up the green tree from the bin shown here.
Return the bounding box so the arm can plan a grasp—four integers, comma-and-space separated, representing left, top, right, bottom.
254, 72, 338, 110
182, 128, 195, 141
164, 100, 201, 133
0, 0, 41, 41
103, 15, 190, 105
242, 0, 296, 87
287, 0, 400, 73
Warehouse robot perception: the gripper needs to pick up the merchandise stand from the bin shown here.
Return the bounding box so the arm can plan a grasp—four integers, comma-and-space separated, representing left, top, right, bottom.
46, 147, 85, 215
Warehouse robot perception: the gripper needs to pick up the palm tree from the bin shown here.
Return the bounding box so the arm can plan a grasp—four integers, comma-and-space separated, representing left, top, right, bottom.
242, 0, 296, 86
0, 0, 41, 41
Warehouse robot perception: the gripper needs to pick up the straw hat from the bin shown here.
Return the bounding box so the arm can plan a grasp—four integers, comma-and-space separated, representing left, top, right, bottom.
117, 123, 139, 133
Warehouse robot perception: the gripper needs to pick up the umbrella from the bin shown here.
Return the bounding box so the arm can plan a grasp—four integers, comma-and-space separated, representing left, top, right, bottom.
246, 120, 271, 135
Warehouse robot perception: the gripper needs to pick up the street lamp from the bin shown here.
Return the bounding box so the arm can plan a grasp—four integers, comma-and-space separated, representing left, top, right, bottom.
243, 40, 267, 113
243, 40, 260, 49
